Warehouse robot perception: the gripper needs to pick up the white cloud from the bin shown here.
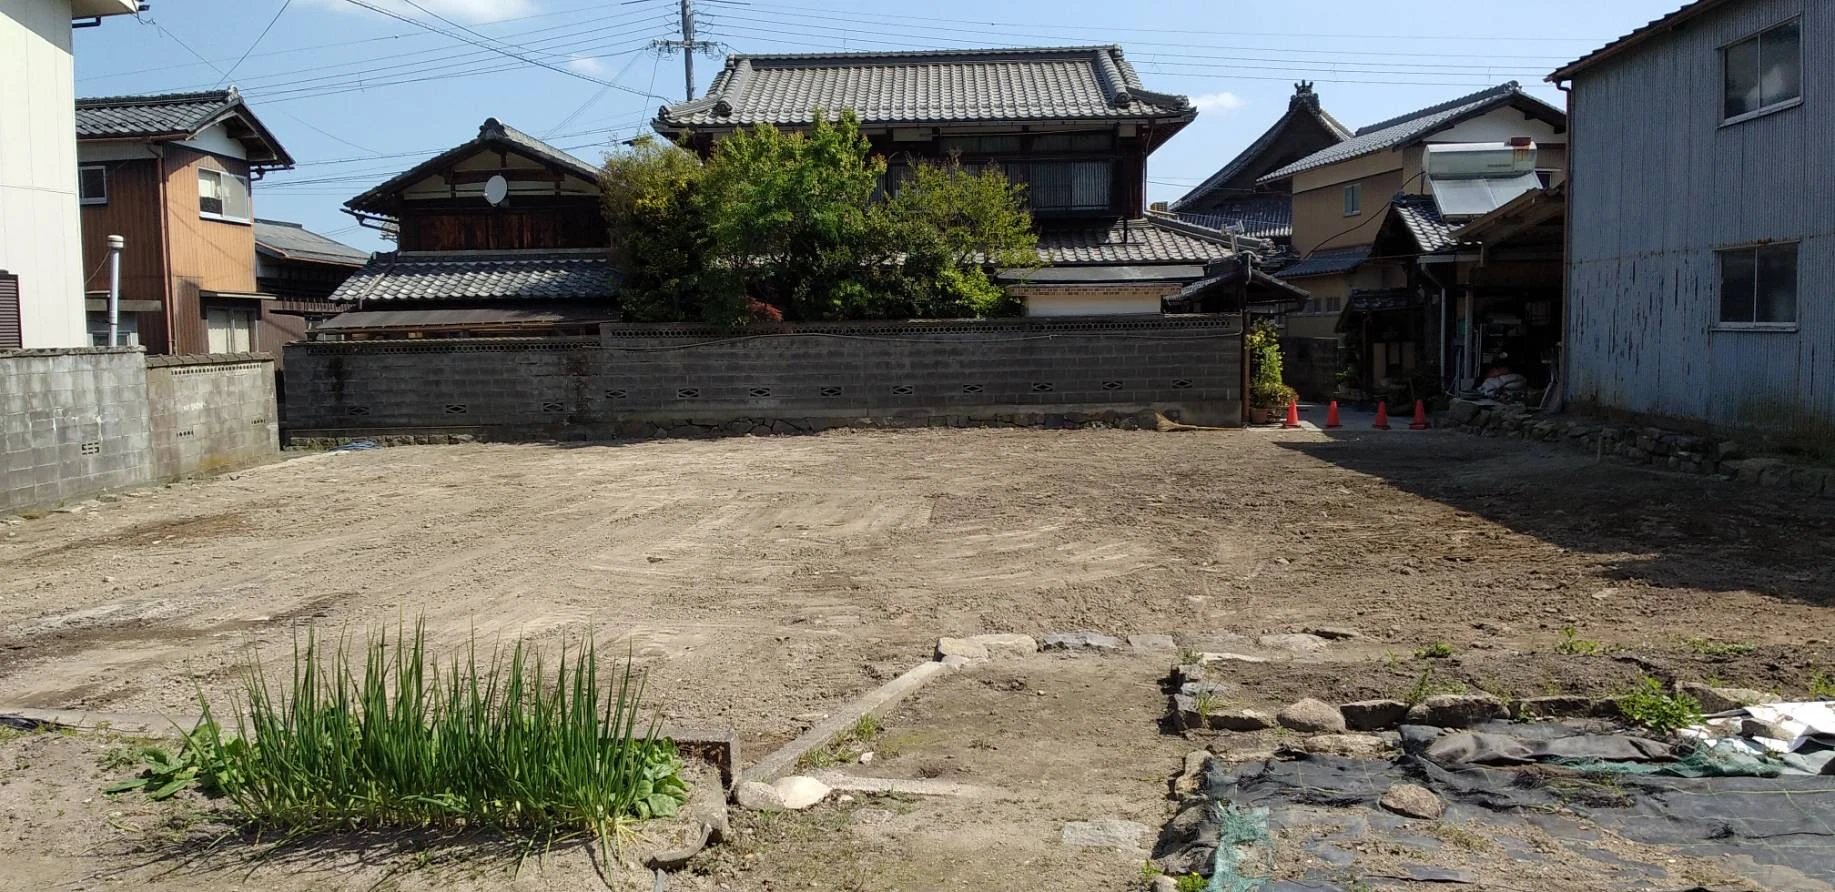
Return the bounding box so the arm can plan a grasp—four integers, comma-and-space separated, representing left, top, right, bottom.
566, 55, 607, 76
299, 0, 539, 25
1191, 91, 1246, 114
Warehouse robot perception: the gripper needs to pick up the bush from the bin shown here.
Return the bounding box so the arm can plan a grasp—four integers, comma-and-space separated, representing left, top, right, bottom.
108, 623, 687, 849
1617, 677, 1703, 735
1246, 321, 1292, 407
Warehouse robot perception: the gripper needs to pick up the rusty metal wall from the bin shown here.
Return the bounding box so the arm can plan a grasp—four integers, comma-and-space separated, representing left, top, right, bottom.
1565, 0, 1834, 433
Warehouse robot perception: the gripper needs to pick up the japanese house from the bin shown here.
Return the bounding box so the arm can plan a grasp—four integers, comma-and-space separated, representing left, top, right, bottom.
316, 118, 617, 338
253, 219, 368, 343
653, 45, 1253, 316
74, 88, 295, 353
1166, 81, 1351, 248
1551, 0, 1830, 433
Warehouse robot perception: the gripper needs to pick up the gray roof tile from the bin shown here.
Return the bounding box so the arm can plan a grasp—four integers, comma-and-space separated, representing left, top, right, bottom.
330, 250, 618, 303
1388, 194, 1461, 254
1035, 217, 1232, 266
75, 89, 237, 138
255, 219, 369, 267
1274, 245, 1368, 279
1258, 83, 1563, 184
657, 46, 1192, 130
1163, 197, 1293, 241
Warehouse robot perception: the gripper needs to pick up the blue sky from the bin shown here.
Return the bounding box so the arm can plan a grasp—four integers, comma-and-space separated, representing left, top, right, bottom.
73, 0, 1682, 252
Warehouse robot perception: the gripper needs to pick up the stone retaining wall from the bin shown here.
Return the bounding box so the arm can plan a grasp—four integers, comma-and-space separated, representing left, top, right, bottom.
1445, 399, 1834, 498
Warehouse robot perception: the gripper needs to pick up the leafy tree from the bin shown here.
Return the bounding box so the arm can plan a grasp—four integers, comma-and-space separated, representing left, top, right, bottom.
882, 157, 1039, 318
599, 137, 732, 324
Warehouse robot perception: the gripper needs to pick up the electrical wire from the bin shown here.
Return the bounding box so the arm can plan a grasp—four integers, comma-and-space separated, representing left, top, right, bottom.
217, 0, 293, 86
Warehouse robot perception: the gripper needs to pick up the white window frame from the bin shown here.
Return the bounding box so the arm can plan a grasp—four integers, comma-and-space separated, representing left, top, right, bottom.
1712, 240, 1799, 332
1342, 183, 1362, 217
197, 167, 253, 224
1720, 16, 1803, 127
78, 164, 108, 206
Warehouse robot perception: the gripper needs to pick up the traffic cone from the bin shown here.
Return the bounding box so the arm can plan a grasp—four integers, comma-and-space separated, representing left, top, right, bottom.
1373, 402, 1392, 430
1282, 399, 1302, 429
1409, 399, 1430, 430
1325, 401, 1342, 429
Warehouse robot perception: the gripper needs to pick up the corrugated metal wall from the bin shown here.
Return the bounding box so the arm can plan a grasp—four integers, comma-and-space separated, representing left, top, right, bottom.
1567, 0, 1834, 432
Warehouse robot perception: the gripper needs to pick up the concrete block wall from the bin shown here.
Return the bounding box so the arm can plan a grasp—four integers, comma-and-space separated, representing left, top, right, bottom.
283, 316, 1242, 440
145, 354, 279, 479
1, 348, 153, 511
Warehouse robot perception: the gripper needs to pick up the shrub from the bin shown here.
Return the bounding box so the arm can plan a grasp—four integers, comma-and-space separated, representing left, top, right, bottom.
108, 623, 687, 849
1245, 321, 1292, 407
1616, 677, 1703, 735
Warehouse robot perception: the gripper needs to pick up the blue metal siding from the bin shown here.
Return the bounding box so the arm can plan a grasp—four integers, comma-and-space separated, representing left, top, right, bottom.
1566, 0, 1835, 431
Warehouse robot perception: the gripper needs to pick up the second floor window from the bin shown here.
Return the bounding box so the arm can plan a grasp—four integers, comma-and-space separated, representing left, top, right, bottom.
1724, 18, 1800, 122
78, 165, 107, 205
198, 168, 252, 223
1343, 183, 1362, 216
1717, 242, 1797, 328
1009, 160, 1111, 213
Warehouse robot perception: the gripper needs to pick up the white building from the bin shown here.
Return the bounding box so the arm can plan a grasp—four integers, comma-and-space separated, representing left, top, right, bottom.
0, 0, 137, 348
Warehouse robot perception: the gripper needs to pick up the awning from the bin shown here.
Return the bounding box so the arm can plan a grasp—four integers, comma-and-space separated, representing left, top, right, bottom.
84, 299, 163, 312
314, 306, 614, 333
199, 290, 277, 301
1274, 245, 1368, 279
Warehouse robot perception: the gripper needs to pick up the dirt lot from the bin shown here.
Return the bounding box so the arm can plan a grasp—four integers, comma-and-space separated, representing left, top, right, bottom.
2, 426, 1833, 890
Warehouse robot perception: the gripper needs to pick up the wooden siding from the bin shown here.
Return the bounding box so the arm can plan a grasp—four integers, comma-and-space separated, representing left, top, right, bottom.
77, 158, 170, 352
398, 197, 607, 251
1566, 0, 1834, 432
162, 146, 259, 355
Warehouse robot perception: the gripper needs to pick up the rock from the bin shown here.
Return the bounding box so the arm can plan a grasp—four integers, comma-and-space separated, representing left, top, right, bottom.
1510, 695, 1614, 719
1128, 633, 1177, 652
733, 781, 786, 810
1340, 699, 1410, 731
1742, 718, 1793, 741
939, 654, 973, 671
1402, 865, 1477, 884
1678, 682, 1774, 714
857, 751, 875, 764
1379, 783, 1445, 820
1042, 631, 1122, 652
1061, 819, 1149, 851
1196, 652, 1270, 665
1306, 626, 1362, 640
1448, 399, 1481, 425
1257, 633, 1328, 655
1210, 708, 1276, 732
1407, 694, 1508, 728
1149, 877, 1178, 892
967, 633, 1038, 658
1172, 749, 1211, 797
1278, 698, 1347, 733
771, 775, 830, 810
1294, 733, 1391, 758
852, 807, 894, 826
936, 637, 989, 662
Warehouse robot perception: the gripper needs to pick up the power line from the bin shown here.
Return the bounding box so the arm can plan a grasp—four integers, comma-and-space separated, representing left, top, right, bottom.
217, 0, 293, 86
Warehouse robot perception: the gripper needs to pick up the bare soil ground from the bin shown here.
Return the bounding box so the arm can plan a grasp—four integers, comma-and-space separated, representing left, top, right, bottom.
2, 427, 1832, 890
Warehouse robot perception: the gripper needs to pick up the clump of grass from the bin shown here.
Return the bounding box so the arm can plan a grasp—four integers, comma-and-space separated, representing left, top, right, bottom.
797, 712, 888, 770
1810, 671, 1835, 701
1554, 626, 1602, 656
1616, 676, 1702, 735
1685, 638, 1756, 658
1175, 874, 1207, 892
108, 622, 687, 850
1399, 667, 1467, 706
1414, 642, 1454, 660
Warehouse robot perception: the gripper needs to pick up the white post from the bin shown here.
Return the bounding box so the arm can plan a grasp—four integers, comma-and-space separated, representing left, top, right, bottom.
106, 234, 124, 347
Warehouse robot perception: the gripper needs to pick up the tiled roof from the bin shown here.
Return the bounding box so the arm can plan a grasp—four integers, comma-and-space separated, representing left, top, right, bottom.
1171, 82, 1350, 211
1035, 217, 1232, 266
1258, 83, 1562, 184
329, 250, 618, 303
255, 219, 369, 267
76, 89, 238, 138
1164, 197, 1293, 241
1388, 194, 1461, 254
346, 119, 601, 215
1549, 1, 1727, 81
656, 46, 1193, 130
1273, 245, 1367, 279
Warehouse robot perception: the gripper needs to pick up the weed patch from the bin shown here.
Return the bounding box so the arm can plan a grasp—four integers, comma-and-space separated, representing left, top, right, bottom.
1616, 677, 1702, 735
1810, 671, 1835, 701
1398, 668, 1467, 706
1414, 642, 1454, 660
1554, 626, 1602, 656
1685, 638, 1756, 658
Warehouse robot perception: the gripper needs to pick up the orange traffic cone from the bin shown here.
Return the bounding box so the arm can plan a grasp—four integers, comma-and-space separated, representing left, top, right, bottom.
1325, 401, 1342, 429
1282, 399, 1302, 429
1373, 402, 1392, 430
1409, 399, 1430, 430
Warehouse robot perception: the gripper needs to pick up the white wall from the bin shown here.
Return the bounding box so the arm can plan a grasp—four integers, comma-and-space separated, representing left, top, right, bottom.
1431, 106, 1565, 147
1021, 286, 1168, 317
0, 0, 86, 347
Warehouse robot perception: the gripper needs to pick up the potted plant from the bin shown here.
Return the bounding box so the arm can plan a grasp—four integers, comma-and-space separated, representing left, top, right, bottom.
1245, 321, 1296, 423
1250, 381, 1299, 424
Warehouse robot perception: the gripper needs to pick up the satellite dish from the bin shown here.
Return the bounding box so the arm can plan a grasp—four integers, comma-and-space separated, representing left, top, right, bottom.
483, 174, 509, 207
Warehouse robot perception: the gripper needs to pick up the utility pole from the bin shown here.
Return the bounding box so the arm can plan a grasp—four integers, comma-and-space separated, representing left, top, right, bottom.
652, 0, 717, 100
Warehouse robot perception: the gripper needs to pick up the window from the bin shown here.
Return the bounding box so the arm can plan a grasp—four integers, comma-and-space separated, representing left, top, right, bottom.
1011, 160, 1111, 212
1032, 133, 1112, 152
1723, 18, 1801, 122
78, 165, 108, 205
1343, 183, 1362, 216
938, 135, 1022, 155
198, 168, 252, 223
205, 305, 258, 352
1717, 243, 1797, 328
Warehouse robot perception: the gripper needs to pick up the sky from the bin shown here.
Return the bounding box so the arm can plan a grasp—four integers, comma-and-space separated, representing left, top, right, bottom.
71, 0, 1684, 253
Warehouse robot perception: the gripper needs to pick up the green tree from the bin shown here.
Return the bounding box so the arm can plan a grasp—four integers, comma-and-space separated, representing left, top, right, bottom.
598, 137, 734, 324
882, 157, 1039, 318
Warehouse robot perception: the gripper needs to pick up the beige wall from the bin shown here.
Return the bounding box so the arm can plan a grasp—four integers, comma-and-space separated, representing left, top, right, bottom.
1292, 168, 1404, 256
1019, 284, 1173, 317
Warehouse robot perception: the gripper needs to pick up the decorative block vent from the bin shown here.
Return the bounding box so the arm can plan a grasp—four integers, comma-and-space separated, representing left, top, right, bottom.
819, 386, 843, 397
540, 401, 564, 413
444, 404, 468, 414
1102, 380, 1123, 391
80, 441, 101, 456
1172, 379, 1194, 389
606, 389, 628, 399
748, 387, 772, 398
346, 406, 370, 416
176, 429, 195, 438
960, 384, 984, 394
1031, 382, 1055, 393
676, 388, 700, 399
891, 384, 915, 396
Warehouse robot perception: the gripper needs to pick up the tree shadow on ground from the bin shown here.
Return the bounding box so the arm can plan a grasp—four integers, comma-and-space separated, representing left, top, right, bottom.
1276, 432, 1835, 606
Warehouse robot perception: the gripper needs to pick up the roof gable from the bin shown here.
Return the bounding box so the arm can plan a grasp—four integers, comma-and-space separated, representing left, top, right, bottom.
655, 45, 1193, 132
345, 119, 602, 216
75, 88, 293, 169
1257, 83, 1564, 184
1549, 1, 1730, 81
1170, 82, 1351, 211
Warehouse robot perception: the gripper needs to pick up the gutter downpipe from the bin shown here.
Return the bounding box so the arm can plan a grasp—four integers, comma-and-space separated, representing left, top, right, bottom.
106, 235, 124, 346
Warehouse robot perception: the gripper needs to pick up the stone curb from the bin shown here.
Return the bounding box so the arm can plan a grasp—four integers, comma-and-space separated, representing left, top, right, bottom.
734, 660, 946, 790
